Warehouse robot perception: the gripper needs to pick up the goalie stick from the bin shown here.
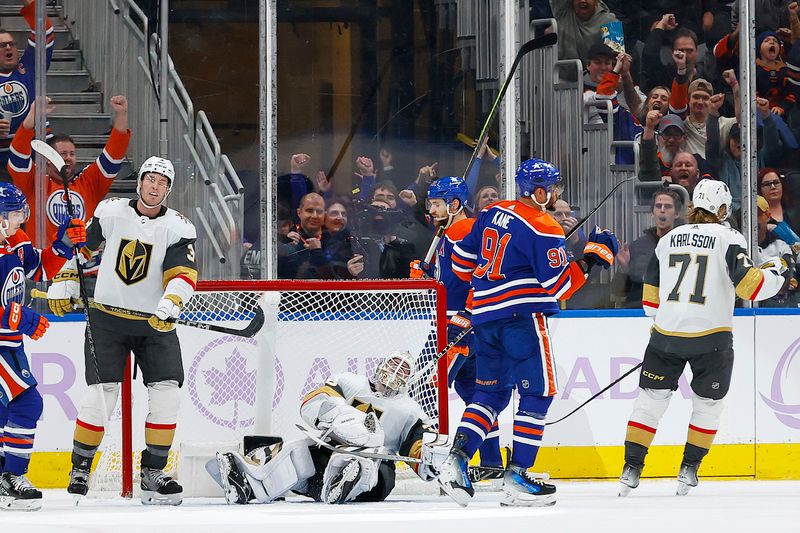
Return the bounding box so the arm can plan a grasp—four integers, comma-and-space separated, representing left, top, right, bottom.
30, 288, 266, 338
296, 424, 423, 464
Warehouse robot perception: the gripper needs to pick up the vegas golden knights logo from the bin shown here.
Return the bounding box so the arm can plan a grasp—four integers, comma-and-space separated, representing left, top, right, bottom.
115, 239, 153, 285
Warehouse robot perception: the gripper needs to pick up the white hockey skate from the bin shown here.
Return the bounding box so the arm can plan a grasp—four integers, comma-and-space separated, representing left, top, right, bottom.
324, 456, 362, 504
676, 462, 699, 496
0, 472, 42, 511
501, 465, 556, 507
618, 463, 642, 497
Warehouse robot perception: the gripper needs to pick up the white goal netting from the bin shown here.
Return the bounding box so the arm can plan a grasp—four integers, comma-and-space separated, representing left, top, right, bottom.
90, 280, 447, 497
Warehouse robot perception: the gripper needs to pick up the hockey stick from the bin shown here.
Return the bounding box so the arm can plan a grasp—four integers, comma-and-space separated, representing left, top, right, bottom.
31, 139, 102, 383
564, 177, 636, 240
461, 33, 557, 182
296, 424, 422, 464
408, 326, 471, 385
31, 289, 266, 338
545, 362, 642, 426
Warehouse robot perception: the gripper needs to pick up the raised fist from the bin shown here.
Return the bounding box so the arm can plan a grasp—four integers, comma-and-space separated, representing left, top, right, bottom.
790, 2, 799, 16
672, 50, 686, 72
110, 95, 128, 113
723, 69, 738, 88
645, 110, 662, 129
291, 153, 311, 174
756, 97, 770, 118
708, 93, 725, 116
355, 156, 375, 176
658, 13, 677, 31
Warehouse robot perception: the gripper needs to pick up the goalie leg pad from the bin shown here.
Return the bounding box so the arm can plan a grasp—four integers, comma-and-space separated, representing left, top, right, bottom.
237, 438, 317, 502
322, 454, 380, 504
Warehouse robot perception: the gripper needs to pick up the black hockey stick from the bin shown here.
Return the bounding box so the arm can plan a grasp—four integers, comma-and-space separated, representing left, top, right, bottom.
564, 177, 636, 239
545, 362, 642, 426
31, 139, 102, 382
296, 424, 423, 464
31, 288, 266, 338
408, 325, 472, 386
462, 33, 557, 182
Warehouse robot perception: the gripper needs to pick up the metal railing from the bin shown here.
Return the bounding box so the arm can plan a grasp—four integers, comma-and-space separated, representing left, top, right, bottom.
60, 0, 243, 278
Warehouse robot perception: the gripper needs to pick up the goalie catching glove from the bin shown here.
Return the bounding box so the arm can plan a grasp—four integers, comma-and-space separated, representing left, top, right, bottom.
315, 400, 384, 448
47, 270, 80, 316
148, 294, 183, 332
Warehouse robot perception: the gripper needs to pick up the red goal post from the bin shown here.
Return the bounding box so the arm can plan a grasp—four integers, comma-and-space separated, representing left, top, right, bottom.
109, 279, 448, 498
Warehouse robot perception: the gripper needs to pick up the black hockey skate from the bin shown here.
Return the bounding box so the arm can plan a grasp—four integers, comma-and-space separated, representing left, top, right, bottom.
0, 472, 42, 511
140, 467, 183, 506
67, 467, 91, 499
324, 457, 361, 504
618, 463, 642, 497
216, 452, 254, 504
676, 461, 699, 496
501, 465, 556, 507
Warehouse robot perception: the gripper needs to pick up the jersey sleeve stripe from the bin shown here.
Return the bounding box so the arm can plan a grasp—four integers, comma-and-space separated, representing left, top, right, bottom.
472, 286, 550, 306
642, 284, 659, 307
452, 243, 477, 260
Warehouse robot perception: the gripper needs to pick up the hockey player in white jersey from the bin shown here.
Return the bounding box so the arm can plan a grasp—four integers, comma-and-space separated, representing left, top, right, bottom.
47, 156, 198, 505
208, 351, 448, 505
619, 180, 787, 497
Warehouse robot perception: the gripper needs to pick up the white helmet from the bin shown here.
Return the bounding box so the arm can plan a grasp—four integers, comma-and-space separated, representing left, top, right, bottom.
692, 179, 732, 221
137, 156, 175, 206
373, 351, 416, 397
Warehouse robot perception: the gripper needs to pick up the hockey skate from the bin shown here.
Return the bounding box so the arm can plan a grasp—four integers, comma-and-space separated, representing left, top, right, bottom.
676, 462, 699, 496
0, 472, 42, 511
140, 467, 183, 506
501, 464, 556, 507
324, 456, 361, 504
437, 450, 474, 507
618, 463, 642, 497
216, 452, 254, 504
67, 466, 91, 502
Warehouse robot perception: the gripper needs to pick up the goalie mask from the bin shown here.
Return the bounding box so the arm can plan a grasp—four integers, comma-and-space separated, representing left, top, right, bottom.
373, 351, 415, 397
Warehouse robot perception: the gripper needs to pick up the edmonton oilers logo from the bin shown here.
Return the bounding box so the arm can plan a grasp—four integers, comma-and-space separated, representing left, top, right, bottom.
46, 189, 85, 227
187, 335, 284, 430
760, 337, 800, 429
0, 81, 28, 117
1, 267, 24, 305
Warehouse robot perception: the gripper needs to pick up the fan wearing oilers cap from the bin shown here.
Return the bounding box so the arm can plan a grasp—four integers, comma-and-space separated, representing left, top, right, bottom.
619, 179, 788, 498
410, 176, 506, 482
437, 158, 619, 508
47, 155, 198, 506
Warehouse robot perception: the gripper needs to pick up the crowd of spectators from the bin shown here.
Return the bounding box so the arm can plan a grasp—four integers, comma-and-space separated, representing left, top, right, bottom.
237, 0, 800, 308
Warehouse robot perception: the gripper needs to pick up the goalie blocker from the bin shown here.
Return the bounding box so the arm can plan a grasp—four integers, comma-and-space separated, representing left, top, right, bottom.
206, 352, 449, 504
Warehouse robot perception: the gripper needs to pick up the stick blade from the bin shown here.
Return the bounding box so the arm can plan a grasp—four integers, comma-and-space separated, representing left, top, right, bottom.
31, 139, 67, 171
519, 32, 557, 56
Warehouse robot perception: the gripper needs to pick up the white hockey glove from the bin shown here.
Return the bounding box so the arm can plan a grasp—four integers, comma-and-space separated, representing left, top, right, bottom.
47, 270, 80, 317
317, 402, 384, 448
415, 433, 450, 482
148, 294, 183, 332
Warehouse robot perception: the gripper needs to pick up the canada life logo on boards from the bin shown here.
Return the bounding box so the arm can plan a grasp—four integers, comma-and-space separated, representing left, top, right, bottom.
760, 337, 800, 430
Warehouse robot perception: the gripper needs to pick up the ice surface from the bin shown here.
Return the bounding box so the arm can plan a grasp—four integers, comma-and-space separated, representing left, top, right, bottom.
2, 480, 798, 533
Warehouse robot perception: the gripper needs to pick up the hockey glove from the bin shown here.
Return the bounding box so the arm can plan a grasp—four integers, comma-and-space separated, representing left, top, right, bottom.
51, 218, 87, 258
1, 302, 49, 340
47, 270, 80, 316
409, 259, 434, 279
447, 310, 472, 360
583, 226, 619, 270
148, 294, 183, 332
317, 402, 384, 447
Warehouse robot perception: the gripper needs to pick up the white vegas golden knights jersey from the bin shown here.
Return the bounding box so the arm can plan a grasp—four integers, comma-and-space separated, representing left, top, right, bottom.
300, 372, 430, 454
642, 222, 783, 354
82, 197, 197, 333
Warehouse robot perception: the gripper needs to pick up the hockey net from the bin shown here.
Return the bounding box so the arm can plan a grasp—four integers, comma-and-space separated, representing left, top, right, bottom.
89, 279, 447, 498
